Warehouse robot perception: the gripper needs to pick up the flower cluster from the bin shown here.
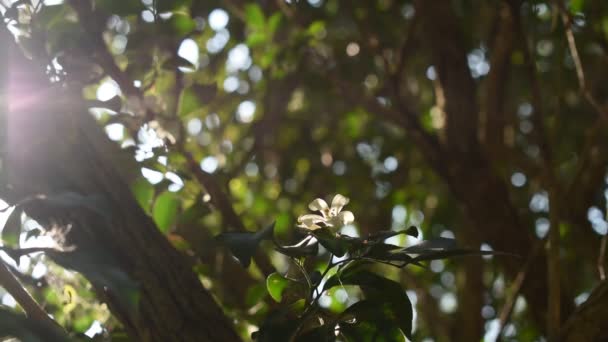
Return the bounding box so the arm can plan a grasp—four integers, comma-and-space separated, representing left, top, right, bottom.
297, 194, 354, 230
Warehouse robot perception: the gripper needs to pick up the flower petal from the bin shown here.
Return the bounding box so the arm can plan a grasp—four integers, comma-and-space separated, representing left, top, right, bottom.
331, 194, 350, 212
297, 214, 326, 223
297, 222, 322, 230
336, 211, 355, 225
308, 198, 329, 212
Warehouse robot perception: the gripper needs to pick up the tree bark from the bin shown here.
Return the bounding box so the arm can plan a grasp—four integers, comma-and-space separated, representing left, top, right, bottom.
2, 35, 241, 341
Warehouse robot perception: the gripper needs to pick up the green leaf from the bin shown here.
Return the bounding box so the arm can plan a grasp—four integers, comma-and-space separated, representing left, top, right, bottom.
245, 4, 265, 30
569, 0, 584, 12
131, 177, 155, 212
167, 13, 196, 36
96, 0, 144, 16
266, 272, 290, 302
253, 308, 301, 342
178, 84, 217, 117
267, 13, 282, 35
156, 0, 192, 12
1, 209, 22, 247
216, 222, 275, 267
340, 302, 405, 342
274, 236, 319, 258
307, 21, 326, 38
153, 191, 180, 233
47, 248, 140, 320
163, 55, 196, 70
309, 228, 353, 257
401, 237, 457, 253
326, 270, 413, 340
34, 4, 66, 29
178, 195, 210, 225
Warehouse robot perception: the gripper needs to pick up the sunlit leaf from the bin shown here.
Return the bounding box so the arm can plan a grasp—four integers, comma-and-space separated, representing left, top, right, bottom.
153, 191, 180, 233
274, 236, 319, 258
245, 4, 265, 30
131, 177, 155, 212
266, 272, 290, 302
1, 209, 22, 247
156, 0, 192, 12
326, 270, 413, 340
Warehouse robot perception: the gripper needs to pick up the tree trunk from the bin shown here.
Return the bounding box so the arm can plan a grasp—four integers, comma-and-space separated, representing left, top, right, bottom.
2, 32, 240, 342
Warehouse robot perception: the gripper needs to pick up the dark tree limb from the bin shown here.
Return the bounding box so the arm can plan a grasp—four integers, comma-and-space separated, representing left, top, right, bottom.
0, 260, 67, 338
556, 281, 608, 342
482, 1, 516, 158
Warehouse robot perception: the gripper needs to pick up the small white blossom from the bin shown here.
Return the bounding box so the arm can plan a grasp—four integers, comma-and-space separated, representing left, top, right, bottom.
297, 194, 355, 230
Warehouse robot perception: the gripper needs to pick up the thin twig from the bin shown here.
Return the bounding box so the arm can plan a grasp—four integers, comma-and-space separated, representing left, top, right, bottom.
0, 260, 66, 336
599, 234, 607, 281
496, 240, 543, 341
556, 2, 608, 121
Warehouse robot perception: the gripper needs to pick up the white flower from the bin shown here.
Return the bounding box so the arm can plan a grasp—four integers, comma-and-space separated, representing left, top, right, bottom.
297, 194, 355, 230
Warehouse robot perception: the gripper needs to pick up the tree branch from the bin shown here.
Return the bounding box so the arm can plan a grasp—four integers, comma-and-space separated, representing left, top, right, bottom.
556, 281, 608, 342
482, 1, 516, 157
0, 260, 67, 337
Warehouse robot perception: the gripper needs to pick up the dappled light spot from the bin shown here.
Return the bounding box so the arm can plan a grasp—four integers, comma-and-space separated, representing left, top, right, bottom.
426, 66, 437, 80
223, 76, 239, 92
430, 260, 444, 273
535, 217, 550, 238
245, 162, 259, 177
482, 305, 496, 319
587, 206, 608, 235
1, 294, 16, 308
96, 79, 120, 101
248, 66, 263, 82
226, 44, 251, 72
205, 113, 221, 129
200, 156, 219, 173
141, 10, 154, 22
307, 0, 323, 8
186, 118, 202, 135
401, 4, 415, 19
105, 123, 125, 141
467, 48, 490, 78
209, 9, 229, 31
511, 172, 526, 187
384, 156, 398, 172
440, 272, 455, 288
165, 172, 184, 192
519, 120, 533, 134
178, 38, 200, 71
206, 29, 230, 53
318, 293, 332, 308
440, 230, 455, 239
392, 205, 407, 224
111, 35, 128, 54
517, 102, 533, 117
529, 191, 549, 213
141, 167, 163, 184
574, 292, 589, 306
439, 292, 457, 313
481, 243, 494, 260
31, 262, 48, 279
84, 321, 104, 338
332, 160, 346, 175
237, 100, 256, 123
346, 42, 360, 57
